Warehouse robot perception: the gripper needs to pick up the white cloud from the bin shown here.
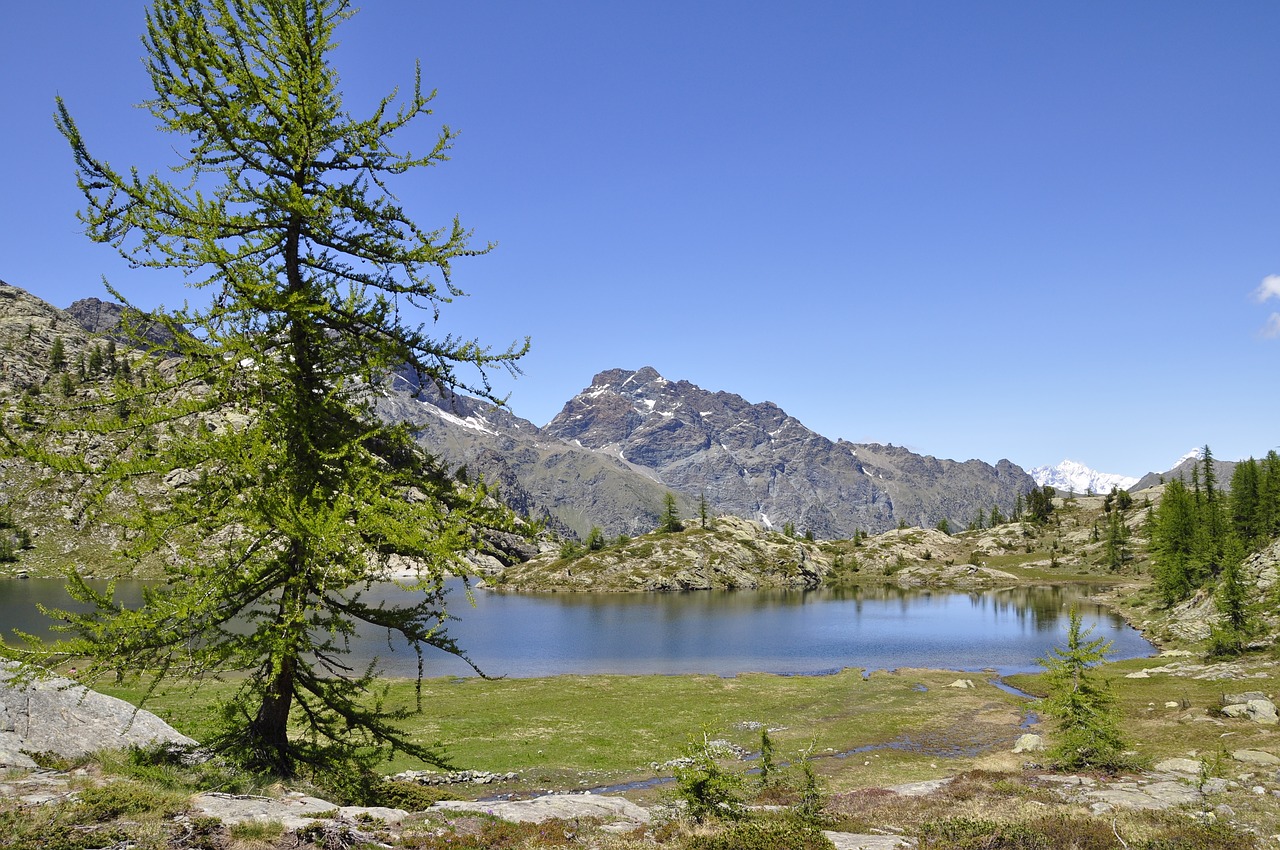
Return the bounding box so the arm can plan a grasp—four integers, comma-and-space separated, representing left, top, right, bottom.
1255, 274, 1280, 303
1263, 313, 1280, 339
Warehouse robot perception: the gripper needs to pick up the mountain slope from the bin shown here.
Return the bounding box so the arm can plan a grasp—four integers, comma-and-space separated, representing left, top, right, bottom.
543, 367, 1035, 537
1131, 448, 1239, 493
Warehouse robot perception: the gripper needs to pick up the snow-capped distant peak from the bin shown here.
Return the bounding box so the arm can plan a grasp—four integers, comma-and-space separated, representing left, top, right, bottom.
1029, 459, 1138, 495
1175, 447, 1205, 467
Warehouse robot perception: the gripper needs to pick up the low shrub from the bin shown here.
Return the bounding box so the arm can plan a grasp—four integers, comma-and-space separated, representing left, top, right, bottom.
398, 817, 586, 849
72, 780, 189, 822
373, 780, 455, 811
683, 819, 835, 850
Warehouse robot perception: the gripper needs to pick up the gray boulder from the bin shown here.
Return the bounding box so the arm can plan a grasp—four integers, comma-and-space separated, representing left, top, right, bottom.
1012, 734, 1043, 753
0, 663, 196, 768
1221, 698, 1279, 725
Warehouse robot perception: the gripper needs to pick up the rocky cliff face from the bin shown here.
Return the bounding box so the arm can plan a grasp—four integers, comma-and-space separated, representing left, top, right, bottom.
63, 297, 178, 348
543, 367, 1034, 537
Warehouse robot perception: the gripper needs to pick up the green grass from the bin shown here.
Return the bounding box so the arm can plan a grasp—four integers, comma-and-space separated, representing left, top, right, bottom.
99, 668, 1026, 786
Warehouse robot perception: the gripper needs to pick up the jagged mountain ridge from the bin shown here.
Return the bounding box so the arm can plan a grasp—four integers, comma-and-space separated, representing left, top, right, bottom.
0, 281, 1042, 539
1029, 459, 1138, 495
542, 367, 1035, 538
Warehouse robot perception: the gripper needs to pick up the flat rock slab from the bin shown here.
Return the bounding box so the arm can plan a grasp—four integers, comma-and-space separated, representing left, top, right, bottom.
431, 793, 650, 824
0, 769, 76, 805
824, 832, 915, 849
885, 777, 953, 797
1233, 749, 1280, 766
193, 792, 408, 831
1153, 758, 1202, 775
1043, 773, 1202, 812
0, 663, 196, 767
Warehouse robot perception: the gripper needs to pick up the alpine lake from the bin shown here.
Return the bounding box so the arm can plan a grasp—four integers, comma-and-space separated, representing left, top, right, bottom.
1, 577, 1153, 679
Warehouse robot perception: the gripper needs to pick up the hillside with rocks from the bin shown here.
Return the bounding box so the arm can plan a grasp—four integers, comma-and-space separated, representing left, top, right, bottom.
492, 514, 831, 592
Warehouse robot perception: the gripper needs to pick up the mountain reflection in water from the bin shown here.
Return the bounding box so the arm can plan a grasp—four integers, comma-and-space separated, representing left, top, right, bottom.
0, 579, 1150, 679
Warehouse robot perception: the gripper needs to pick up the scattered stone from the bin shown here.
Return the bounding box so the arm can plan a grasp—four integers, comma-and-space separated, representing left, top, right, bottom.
1012, 734, 1043, 753
391, 768, 518, 785
946, 679, 975, 689
1164, 701, 1180, 708
1125, 671, 1151, 679
1232, 749, 1280, 767
430, 793, 650, 824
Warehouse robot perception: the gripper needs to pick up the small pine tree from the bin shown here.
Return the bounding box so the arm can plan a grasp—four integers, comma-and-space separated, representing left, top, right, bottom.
585, 526, 605, 551
48, 337, 66, 372
698, 492, 710, 530
660, 492, 684, 533
672, 732, 745, 822
1207, 536, 1251, 658
86, 344, 104, 377
1037, 606, 1126, 771
758, 728, 775, 788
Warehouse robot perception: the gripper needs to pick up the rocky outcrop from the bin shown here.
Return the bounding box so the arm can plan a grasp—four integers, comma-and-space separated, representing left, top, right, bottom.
493, 514, 830, 592
63, 297, 179, 349
0, 663, 196, 768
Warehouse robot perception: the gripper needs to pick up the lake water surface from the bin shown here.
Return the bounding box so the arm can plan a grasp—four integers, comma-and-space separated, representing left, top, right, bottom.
0, 579, 1153, 679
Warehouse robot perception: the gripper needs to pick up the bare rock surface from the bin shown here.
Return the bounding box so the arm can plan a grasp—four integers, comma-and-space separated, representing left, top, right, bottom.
1038, 771, 1203, 812
430, 792, 651, 824
824, 833, 915, 850
0, 663, 196, 767
192, 791, 409, 830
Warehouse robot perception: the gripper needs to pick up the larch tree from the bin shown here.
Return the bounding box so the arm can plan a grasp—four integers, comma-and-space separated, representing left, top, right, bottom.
1, 0, 525, 779
1037, 606, 1126, 771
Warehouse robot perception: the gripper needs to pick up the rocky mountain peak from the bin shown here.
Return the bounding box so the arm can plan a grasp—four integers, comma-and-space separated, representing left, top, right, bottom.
546, 367, 1034, 537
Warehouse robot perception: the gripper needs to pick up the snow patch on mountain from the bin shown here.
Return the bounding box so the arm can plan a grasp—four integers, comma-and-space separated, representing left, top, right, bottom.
1029, 459, 1138, 495
1174, 446, 1205, 467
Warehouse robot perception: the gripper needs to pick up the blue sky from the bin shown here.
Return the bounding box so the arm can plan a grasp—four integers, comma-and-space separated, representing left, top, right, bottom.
2, 2, 1277, 478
